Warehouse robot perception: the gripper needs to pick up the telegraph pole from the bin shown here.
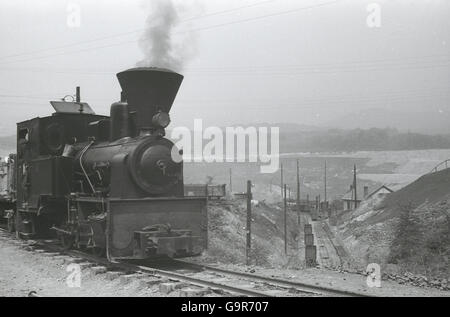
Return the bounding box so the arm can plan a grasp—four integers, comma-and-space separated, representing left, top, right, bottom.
246, 180, 252, 265
296, 160, 300, 206
296, 160, 301, 225
229, 168, 232, 193
324, 161, 327, 204
284, 184, 287, 255
280, 162, 284, 200
353, 164, 357, 209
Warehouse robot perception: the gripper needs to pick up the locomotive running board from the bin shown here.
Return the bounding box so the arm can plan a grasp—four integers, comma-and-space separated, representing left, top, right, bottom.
106, 197, 207, 261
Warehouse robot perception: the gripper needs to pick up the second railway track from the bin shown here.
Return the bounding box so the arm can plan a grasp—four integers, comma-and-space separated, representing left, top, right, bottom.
172, 260, 372, 297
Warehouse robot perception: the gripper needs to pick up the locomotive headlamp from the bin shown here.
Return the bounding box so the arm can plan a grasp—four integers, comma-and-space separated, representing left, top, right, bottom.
152, 111, 171, 128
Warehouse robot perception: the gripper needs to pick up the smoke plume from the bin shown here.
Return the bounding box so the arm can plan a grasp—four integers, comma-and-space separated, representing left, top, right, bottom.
137, 0, 196, 72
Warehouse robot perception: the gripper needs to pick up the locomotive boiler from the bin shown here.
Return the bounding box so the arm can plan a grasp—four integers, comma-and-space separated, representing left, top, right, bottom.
12, 67, 207, 260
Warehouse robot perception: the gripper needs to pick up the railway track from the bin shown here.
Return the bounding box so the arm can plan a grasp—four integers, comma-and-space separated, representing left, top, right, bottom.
173, 260, 372, 297
0, 227, 372, 297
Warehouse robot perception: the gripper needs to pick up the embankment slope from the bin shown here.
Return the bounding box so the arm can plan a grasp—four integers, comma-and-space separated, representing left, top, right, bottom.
340, 168, 450, 279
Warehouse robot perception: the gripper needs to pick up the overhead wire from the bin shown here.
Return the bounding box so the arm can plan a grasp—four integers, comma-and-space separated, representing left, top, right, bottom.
0, 0, 278, 62
0, 0, 341, 66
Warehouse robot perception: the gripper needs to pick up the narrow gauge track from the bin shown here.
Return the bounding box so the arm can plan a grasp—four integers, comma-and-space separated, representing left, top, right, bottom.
0, 227, 371, 297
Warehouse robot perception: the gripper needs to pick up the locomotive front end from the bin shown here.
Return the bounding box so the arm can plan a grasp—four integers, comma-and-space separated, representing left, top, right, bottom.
104, 67, 207, 260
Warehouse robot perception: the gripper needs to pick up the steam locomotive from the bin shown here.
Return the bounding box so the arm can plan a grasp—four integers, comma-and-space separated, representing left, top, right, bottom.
7, 67, 207, 260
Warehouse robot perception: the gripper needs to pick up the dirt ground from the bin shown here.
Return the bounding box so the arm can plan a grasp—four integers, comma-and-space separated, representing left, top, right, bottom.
191, 262, 450, 297
1, 231, 449, 297
0, 234, 167, 297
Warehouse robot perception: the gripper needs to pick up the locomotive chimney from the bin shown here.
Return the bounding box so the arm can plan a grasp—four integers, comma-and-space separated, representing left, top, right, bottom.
76, 86, 81, 103
116, 67, 183, 134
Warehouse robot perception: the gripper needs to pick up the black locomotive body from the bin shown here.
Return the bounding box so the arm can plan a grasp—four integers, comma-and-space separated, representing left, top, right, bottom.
11, 68, 207, 260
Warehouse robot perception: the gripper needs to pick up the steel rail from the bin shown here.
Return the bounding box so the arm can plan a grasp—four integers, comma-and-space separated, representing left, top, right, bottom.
177, 260, 374, 297
63, 250, 273, 297
0, 230, 270, 297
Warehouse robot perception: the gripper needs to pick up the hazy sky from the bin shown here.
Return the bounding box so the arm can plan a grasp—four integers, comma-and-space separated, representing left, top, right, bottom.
0, 0, 449, 135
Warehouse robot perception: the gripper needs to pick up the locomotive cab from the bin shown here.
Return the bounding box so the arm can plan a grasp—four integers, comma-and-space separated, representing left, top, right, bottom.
14, 104, 108, 237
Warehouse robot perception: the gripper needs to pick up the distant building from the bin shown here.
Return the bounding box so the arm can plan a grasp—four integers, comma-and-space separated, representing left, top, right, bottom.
341, 184, 394, 211
366, 185, 394, 199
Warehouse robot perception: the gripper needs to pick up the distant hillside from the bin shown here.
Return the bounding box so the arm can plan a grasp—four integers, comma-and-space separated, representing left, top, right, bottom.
325, 108, 450, 135
279, 127, 450, 153
212, 123, 450, 152
245, 122, 324, 133
184, 123, 450, 152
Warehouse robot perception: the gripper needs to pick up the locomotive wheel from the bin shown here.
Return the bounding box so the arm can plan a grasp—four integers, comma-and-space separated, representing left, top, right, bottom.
59, 234, 74, 250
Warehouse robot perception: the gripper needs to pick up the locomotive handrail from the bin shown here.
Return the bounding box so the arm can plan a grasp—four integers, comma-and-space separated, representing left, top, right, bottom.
429, 159, 450, 174
79, 141, 96, 193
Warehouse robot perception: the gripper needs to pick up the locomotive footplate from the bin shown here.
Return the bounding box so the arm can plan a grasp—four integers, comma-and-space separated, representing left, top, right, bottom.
133, 226, 201, 258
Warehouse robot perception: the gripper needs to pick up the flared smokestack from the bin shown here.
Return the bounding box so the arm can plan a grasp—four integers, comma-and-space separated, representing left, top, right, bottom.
116, 67, 183, 132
